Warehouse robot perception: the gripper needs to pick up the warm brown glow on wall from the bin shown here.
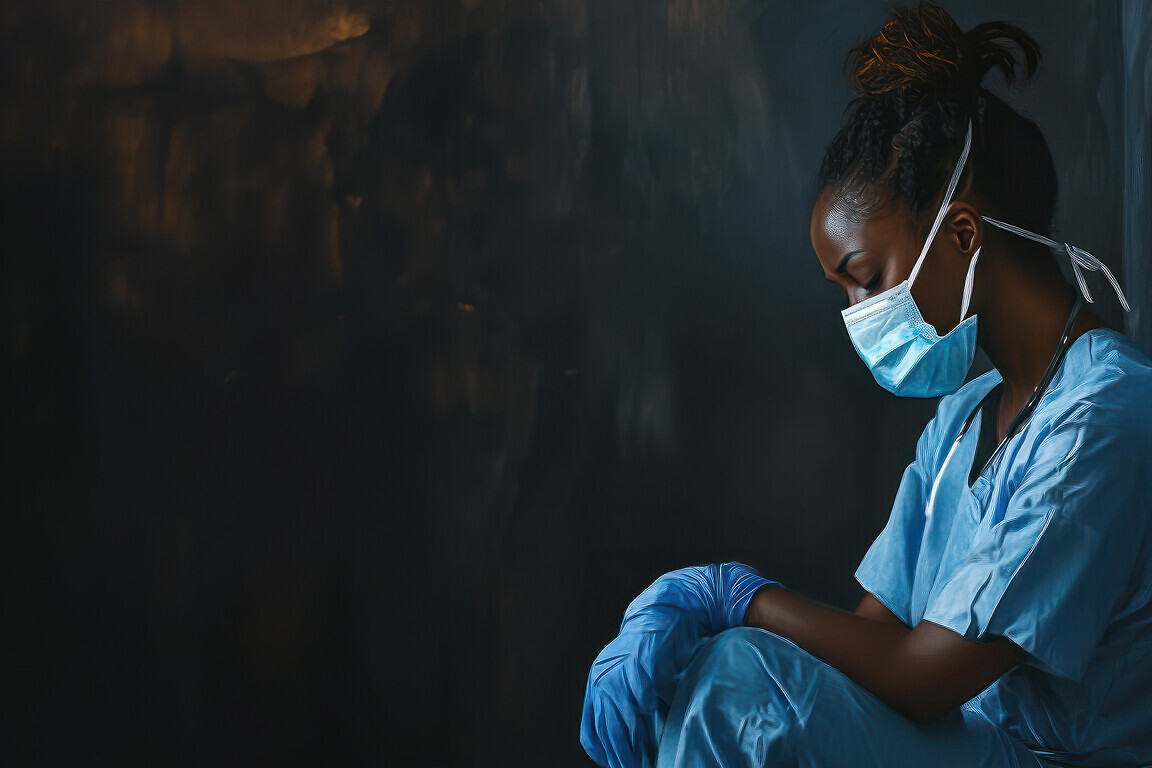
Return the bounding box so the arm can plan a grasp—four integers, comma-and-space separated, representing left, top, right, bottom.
9, 2, 1143, 766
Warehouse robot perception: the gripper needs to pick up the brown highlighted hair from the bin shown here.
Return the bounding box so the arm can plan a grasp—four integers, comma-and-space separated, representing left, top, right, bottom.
816, 2, 1055, 236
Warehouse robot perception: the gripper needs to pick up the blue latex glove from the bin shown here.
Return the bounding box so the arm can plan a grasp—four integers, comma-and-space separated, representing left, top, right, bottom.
579, 562, 779, 768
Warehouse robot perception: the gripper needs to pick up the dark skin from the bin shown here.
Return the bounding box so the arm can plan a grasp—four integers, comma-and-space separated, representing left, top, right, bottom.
743, 177, 1110, 725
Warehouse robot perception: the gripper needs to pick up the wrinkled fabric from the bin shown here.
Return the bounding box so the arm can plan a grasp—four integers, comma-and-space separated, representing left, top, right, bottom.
580, 562, 776, 768
580, 328, 1152, 768
654, 627, 1042, 768
857, 327, 1152, 766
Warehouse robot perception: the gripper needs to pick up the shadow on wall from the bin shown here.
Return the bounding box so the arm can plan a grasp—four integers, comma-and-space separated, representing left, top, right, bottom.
4, 1, 1135, 766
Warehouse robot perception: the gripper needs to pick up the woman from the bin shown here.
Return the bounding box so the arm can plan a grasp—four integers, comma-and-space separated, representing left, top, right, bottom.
579, 3, 1152, 767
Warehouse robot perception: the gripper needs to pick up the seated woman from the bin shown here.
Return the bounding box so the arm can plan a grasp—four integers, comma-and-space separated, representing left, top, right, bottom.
579, 3, 1152, 767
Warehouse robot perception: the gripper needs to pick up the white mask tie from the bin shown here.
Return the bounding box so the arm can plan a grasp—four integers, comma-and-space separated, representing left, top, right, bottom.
980, 215, 1131, 312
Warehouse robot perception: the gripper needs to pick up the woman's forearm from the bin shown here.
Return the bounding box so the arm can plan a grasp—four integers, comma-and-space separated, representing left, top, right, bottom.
743, 586, 914, 708
743, 584, 1019, 724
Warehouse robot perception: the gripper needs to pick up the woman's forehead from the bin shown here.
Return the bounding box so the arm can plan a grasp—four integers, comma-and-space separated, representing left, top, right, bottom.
814, 189, 909, 239
823, 196, 860, 239
812, 189, 872, 243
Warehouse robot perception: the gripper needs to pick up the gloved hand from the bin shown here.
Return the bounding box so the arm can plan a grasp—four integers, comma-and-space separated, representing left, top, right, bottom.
579, 562, 779, 768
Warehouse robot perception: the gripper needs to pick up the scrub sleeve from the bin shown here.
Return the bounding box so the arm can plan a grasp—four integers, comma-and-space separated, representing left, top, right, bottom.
859, 402, 1152, 683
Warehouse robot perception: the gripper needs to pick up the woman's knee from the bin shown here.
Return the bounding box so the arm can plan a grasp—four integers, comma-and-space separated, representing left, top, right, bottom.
678, 629, 829, 729
675, 629, 892, 756
678, 629, 790, 711
704, 625, 804, 658
658, 629, 807, 766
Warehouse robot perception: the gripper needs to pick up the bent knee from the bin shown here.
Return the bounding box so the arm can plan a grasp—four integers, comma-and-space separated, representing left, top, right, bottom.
696, 626, 804, 669
678, 628, 829, 719
680, 628, 795, 698
663, 629, 803, 762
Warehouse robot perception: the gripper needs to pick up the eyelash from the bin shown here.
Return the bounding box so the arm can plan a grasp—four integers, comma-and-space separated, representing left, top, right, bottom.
839, 271, 883, 309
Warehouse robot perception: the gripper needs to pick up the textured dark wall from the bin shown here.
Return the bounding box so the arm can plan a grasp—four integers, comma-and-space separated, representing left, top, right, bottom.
1123, 0, 1152, 351
4, 1, 1143, 766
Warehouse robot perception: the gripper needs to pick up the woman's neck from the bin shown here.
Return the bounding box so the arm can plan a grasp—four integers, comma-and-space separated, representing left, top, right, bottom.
975, 252, 1106, 409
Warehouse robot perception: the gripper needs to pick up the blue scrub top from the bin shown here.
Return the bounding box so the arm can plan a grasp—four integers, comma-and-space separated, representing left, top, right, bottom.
856, 327, 1152, 766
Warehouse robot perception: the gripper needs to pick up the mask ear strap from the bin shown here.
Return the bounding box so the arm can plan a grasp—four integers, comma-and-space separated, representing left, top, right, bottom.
981, 215, 1132, 312
960, 245, 981, 321
909, 119, 974, 288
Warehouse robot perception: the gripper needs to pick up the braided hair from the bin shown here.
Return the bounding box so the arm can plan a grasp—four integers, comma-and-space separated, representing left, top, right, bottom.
817, 2, 1056, 239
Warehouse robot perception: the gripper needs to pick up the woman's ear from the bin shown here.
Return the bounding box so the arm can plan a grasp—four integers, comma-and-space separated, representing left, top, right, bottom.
947, 203, 982, 257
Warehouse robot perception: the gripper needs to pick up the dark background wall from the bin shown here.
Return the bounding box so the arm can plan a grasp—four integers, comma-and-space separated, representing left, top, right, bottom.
5, 1, 1146, 765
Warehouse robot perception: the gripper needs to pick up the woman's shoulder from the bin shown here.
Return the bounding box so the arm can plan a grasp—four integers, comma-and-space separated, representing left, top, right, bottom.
1044, 328, 1152, 426
990, 330, 1152, 536
1014, 329, 1152, 485
1084, 327, 1152, 373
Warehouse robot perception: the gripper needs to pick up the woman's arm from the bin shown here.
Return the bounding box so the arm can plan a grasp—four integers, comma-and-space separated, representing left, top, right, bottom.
744, 584, 1020, 724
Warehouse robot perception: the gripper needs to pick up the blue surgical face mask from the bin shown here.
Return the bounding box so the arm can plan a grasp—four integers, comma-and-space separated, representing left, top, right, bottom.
840, 120, 980, 398
838, 119, 1130, 398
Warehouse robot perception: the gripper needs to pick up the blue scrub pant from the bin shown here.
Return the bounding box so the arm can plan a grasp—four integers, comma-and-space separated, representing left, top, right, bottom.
584, 623, 1043, 768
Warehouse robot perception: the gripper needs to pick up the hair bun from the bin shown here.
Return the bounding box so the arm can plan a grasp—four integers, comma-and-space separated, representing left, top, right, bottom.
847, 2, 1041, 101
